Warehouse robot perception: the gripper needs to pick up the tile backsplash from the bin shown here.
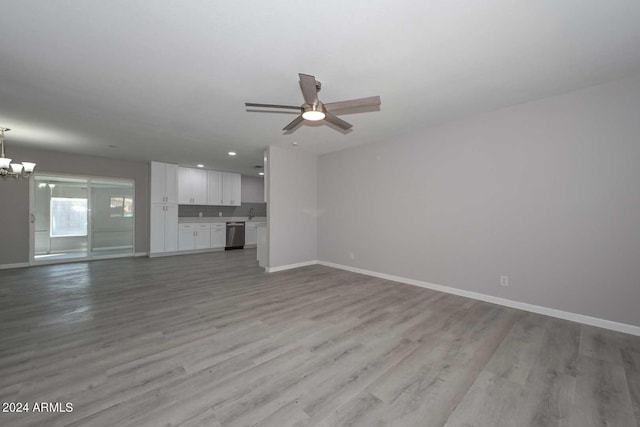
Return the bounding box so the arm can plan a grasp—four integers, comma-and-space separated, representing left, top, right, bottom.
179, 202, 267, 218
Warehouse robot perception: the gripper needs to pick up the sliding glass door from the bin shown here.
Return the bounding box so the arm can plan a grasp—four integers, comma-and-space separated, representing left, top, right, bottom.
31, 174, 134, 263
89, 179, 134, 257
33, 176, 89, 261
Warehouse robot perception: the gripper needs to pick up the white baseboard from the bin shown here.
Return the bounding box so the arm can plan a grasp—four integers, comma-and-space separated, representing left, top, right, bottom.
0, 262, 29, 270
135, 252, 148, 257
317, 260, 640, 337
148, 248, 225, 258
266, 260, 319, 273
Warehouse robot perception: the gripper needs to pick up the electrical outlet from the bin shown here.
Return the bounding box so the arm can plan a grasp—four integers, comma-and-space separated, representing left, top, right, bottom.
218, 212, 222, 217
198, 212, 203, 217
500, 275, 509, 287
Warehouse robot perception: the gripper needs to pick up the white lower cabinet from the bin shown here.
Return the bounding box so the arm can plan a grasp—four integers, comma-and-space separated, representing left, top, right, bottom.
179, 223, 211, 251
178, 223, 226, 251
195, 224, 210, 249
178, 224, 196, 251
245, 222, 258, 246
211, 223, 226, 248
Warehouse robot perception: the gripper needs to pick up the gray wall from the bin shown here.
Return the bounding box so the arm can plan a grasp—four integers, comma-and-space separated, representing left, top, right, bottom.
318, 75, 640, 327
267, 145, 317, 267
0, 147, 149, 264
241, 175, 265, 203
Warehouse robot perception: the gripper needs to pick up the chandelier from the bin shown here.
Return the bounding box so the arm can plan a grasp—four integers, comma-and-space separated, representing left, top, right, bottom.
0, 127, 36, 178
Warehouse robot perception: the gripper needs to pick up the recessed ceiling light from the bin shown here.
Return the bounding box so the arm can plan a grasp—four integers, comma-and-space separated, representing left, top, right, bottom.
291, 141, 299, 146
259, 172, 264, 176
196, 164, 204, 168
228, 151, 236, 156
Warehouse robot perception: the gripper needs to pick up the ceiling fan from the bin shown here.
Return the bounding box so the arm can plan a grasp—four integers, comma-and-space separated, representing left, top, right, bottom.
245, 73, 381, 132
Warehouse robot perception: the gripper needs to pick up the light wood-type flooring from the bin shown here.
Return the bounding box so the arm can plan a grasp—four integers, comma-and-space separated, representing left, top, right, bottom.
1, 249, 638, 427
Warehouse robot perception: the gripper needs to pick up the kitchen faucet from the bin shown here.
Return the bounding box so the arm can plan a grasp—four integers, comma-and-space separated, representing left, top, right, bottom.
248, 207, 255, 220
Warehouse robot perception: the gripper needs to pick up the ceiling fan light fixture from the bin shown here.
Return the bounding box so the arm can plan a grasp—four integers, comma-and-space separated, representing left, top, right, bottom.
302, 105, 326, 121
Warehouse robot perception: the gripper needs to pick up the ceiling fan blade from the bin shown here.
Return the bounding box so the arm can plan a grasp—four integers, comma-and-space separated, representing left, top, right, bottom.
324, 96, 381, 111
282, 115, 304, 131
324, 112, 353, 130
298, 73, 318, 106
245, 103, 302, 110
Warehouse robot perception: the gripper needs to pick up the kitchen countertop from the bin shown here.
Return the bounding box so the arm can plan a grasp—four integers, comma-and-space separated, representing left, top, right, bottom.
178, 216, 267, 223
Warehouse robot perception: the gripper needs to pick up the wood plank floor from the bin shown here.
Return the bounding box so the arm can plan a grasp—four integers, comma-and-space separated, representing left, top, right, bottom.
0, 250, 638, 427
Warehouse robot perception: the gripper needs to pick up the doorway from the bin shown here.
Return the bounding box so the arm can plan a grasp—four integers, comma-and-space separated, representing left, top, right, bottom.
31, 174, 135, 263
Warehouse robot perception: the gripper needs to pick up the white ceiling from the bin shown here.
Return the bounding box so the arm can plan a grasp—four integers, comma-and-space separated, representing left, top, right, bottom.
2, 1, 640, 175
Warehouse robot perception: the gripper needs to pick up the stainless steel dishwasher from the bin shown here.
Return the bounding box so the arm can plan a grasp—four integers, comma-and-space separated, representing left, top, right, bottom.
225, 222, 245, 250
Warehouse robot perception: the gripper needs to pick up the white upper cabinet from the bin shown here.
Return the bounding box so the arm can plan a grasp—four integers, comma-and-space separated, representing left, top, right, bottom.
207, 170, 223, 205
177, 167, 241, 206
222, 172, 241, 206
178, 167, 208, 205
178, 167, 190, 204
151, 162, 178, 204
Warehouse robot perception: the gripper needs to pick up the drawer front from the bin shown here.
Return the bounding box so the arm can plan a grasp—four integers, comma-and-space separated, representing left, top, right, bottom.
178, 224, 194, 231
